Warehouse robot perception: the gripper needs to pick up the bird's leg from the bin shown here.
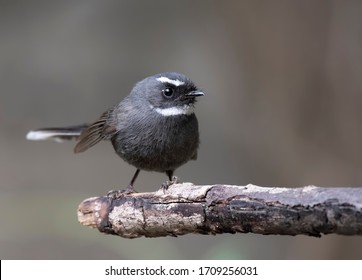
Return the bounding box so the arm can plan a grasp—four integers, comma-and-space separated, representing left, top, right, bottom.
106, 169, 140, 198
125, 169, 140, 193
166, 170, 173, 181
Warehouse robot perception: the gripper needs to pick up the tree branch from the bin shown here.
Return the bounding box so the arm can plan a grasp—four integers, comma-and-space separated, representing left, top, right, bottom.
77, 183, 362, 238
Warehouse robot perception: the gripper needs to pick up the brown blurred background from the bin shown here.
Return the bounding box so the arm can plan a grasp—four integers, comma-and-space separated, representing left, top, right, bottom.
1, 0, 362, 259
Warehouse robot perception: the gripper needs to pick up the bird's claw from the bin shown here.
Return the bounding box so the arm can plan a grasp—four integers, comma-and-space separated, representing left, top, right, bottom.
106, 186, 136, 199
123, 185, 137, 194
161, 176, 181, 193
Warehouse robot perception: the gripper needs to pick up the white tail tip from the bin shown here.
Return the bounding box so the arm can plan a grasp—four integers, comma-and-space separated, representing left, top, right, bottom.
26, 130, 54, 141
26, 130, 80, 142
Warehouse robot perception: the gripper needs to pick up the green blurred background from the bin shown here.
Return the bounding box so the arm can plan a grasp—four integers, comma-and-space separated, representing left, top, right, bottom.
1, 0, 362, 259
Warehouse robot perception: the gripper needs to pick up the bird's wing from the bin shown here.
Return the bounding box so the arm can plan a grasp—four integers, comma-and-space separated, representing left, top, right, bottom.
73, 110, 118, 153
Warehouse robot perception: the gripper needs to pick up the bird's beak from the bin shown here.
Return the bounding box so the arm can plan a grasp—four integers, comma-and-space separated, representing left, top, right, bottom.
185, 90, 205, 98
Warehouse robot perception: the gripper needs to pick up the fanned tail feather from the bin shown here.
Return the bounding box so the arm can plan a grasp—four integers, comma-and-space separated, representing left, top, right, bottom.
26, 125, 88, 142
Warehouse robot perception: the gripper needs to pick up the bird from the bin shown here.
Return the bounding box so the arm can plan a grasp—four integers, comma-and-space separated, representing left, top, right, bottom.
26, 72, 204, 192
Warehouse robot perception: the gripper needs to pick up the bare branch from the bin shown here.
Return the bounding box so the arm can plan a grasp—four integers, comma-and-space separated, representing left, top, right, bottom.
77, 183, 362, 238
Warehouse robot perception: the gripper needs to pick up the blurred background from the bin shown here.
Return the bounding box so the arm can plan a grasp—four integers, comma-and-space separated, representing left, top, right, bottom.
1, 0, 362, 259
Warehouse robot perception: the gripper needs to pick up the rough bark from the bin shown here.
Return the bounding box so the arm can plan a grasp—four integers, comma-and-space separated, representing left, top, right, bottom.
77, 183, 362, 238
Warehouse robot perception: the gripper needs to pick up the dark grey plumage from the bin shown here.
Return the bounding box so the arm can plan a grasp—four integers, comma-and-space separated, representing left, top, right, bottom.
27, 72, 204, 191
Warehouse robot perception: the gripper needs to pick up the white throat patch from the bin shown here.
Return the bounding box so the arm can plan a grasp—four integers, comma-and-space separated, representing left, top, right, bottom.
156, 76, 185, 87
150, 104, 194, 116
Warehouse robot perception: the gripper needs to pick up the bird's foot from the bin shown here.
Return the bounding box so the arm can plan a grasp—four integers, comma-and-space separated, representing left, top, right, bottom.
161, 176, 181, 193
123, 184, 137, 194
106, 189, 122, 199
106, 185, 136, 199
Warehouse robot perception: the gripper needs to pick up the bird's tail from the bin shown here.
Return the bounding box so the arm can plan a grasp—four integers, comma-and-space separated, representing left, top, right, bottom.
26, 124, 88, 142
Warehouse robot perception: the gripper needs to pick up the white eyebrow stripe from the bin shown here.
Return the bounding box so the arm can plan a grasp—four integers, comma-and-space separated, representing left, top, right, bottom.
156, 76, 185, 86
150, 104, 194, 116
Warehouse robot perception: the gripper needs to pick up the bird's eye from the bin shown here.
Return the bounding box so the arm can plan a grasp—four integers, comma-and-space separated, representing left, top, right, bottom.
162, 87, 174, 98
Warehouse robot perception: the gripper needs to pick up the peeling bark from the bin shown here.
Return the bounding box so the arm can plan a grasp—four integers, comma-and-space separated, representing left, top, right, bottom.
77, 183, 362, 238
